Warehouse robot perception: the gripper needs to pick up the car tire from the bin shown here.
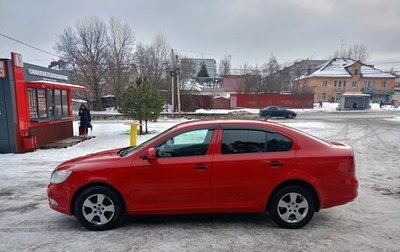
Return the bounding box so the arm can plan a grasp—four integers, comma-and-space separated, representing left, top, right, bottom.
74, 186, 124, 231
265, 114, 271, 120
287, 114, 293, 119
268, 185, 315, 229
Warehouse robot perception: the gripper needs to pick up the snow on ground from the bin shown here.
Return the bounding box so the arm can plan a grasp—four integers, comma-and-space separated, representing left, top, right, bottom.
0, 114, 400, 251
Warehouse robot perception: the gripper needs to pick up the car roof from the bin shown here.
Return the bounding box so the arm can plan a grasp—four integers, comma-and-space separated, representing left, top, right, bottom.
175, 119, 288, 131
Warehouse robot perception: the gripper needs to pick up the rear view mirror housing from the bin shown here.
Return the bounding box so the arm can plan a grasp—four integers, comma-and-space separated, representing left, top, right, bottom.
146, 147, 157, 160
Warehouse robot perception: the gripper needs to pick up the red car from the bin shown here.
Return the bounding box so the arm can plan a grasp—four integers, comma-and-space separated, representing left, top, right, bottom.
48, 120, 358, 231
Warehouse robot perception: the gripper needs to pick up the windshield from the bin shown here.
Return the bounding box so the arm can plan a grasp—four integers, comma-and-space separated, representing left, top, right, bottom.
118, 125, 177, 157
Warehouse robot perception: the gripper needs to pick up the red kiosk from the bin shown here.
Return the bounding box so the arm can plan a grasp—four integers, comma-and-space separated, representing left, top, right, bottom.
0, 52, 86, 153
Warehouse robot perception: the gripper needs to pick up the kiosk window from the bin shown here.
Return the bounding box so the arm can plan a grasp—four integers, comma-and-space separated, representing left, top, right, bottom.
54, 90, 62, 117
47, 89, 55, 117
37, 89, 47, 118
28, 88, 68, 120
28, 88, 38, 119
61, 90, 68, 116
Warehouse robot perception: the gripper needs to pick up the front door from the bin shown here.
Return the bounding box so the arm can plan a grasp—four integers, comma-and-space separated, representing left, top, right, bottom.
130, 129, 215, 212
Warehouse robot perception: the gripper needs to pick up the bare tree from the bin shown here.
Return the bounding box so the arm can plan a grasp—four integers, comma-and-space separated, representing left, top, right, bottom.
134, 33, 171, 90
333, 43, 371, 62
179, 57, 197, 95
106, 17, 136, 99
218, 55, 232, 77
55, 17, 109, 110
239, 62, 261, 93
261, 54, 282, 92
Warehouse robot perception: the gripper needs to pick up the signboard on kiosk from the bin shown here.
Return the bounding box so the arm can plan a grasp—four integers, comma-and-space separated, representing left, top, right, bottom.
13, 53, 23, 67
24, 63, 70, 83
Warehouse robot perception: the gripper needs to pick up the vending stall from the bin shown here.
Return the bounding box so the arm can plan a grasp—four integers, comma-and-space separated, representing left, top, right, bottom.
0, 52, 85, 153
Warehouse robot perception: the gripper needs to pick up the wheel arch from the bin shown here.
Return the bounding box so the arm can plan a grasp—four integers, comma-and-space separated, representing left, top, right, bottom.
70, 182, 126, 216
267, 179, 320, 212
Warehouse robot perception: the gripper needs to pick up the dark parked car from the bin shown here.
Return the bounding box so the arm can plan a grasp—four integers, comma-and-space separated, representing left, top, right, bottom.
260, 106, 297, 119
48, 120, 357, 231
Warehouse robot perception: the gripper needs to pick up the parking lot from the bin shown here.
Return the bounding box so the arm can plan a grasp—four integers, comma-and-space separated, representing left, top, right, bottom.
0, 113, 399, 252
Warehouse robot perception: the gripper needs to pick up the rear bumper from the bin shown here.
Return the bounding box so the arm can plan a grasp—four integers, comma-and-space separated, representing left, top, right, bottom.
320, 177, 358, 209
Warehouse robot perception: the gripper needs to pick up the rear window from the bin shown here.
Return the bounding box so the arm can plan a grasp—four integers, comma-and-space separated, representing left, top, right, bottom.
221, 129, 292, 154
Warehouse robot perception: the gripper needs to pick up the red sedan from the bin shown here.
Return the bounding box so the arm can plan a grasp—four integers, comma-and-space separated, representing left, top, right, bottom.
48, 120, 358, 231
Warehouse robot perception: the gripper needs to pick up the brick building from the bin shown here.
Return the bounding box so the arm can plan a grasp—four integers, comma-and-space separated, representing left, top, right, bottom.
295, 58, 396, 102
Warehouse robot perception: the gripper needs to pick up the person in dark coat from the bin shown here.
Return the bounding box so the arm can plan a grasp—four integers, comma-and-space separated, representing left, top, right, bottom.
78, 104, 91, 136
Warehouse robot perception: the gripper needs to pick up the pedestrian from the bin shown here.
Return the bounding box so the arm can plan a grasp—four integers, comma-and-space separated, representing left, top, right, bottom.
78, 104, 91, 136
390, 99, 395, 108
379, 100, 383, 109
318, 99, 323, 108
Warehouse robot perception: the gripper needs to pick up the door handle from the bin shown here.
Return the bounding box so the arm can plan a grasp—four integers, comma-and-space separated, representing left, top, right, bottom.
269, 161, 283, 168
194, 165, 208, 170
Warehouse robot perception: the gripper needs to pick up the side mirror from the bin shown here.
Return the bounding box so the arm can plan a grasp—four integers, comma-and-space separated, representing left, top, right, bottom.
146, 147, 157, 160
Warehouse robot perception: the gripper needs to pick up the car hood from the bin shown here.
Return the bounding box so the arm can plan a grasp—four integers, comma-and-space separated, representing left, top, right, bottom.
57, 148, 123, 169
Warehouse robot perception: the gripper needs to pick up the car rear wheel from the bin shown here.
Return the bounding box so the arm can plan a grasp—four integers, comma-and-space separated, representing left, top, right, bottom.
287, 114, 294, 119
269, 185, 315, 229
74, 186, 124, 231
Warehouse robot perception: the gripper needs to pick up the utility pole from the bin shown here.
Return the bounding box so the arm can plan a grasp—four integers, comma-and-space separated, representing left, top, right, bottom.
171, 49, 175, 118
176, 54, 181, 115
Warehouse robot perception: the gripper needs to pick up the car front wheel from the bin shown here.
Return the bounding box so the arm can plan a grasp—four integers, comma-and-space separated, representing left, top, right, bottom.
269, 185, 315, 229
74, 186, 124, 231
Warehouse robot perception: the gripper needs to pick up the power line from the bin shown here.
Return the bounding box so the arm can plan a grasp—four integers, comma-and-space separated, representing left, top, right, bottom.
0, 31, 62, 59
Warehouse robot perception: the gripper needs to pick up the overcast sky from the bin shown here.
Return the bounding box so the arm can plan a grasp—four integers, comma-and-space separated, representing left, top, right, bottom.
1, 0, 400, 71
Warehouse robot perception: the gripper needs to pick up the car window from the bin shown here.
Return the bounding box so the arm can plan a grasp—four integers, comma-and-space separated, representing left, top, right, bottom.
155, 129, 213, 158
221, 130, 266, 154
221, 129, 292, 154
266, 132, 292, 152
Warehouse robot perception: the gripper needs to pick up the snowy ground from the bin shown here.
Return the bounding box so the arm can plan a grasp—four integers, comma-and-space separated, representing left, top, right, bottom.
195, 102, 399, 115
0, 113, 400, 251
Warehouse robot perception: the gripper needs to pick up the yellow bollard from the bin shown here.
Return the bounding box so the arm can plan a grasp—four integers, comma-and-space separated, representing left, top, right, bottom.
129, 124, 138, 146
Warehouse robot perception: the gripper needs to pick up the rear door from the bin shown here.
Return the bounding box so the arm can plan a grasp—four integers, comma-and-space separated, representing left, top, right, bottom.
211, 127, 295, 208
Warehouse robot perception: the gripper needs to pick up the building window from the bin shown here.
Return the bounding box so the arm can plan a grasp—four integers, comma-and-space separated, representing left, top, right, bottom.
37, 89, 47, 118
334, 81, 337, 87
382, 80, 387, 88
354, 69, 358, 75
321, 93, 327, 101
322, 80, 328, 87
54, 90, 62, 117
352, 81, 357, 88
343, 81, 346, 88
335, 93, 342, 101
338, 81, 342, 88
61, 90, 68, 116
28, 88, 38, 119
28, 88, 69, 120
47, 89, 55, 117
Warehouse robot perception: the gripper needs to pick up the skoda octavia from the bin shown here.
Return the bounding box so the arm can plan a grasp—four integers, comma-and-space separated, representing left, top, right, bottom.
48, 120, 358, 231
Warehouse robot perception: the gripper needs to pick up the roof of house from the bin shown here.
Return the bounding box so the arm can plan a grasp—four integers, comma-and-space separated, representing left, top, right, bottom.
297, 58, 396, 80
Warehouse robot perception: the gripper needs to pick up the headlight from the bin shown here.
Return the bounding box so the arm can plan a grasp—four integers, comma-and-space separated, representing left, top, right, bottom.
50, 169, 72, 184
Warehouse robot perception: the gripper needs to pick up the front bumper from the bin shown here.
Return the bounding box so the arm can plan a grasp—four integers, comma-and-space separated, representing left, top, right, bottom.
47, 183, 73, 215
